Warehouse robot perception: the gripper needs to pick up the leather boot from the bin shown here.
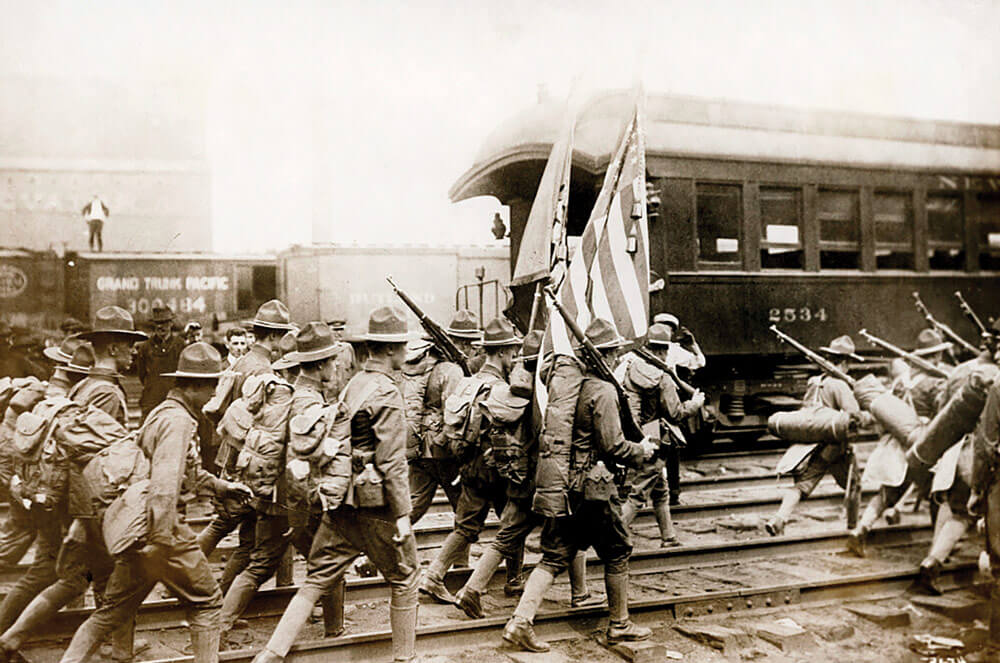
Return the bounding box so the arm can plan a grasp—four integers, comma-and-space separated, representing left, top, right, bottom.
219, 575, 259, 633
458, 548, 502, 619
653, 499, 678, 545
320, 580, 345, 638
605, 572, 651, 643
502, 616, 549, 653
846, 526, 868, 558
389, 604, 418, 662
190, 628, 221, 663
263, 587, 323, 658
420, 533, 467, 604
504, 551, 524, 596
912, 558, 942, 596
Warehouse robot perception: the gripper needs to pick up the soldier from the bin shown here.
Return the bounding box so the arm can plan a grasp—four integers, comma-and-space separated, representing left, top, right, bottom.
134, 306, 186, 421
406, 310, 482, 526
909, 328, 953, 418
197, 299, 295, 592
619, 324, 705, 546
420, 317, 524, 605
69, 306, 147, 425
217, 323, 344, 639
251, 306, 418, 663
41, 337, 85, 398
502, 319, 657, 653
324, 319, 357, 399
765, 335, 870, 536
455, 331, 596, 619
57, 343, 252, 663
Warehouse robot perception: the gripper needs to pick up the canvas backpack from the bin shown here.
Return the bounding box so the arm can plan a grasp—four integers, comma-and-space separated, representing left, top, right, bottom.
234, 375, 294, 501
443, 376, 493, 465
481, 383, 531, 485
401, 352, 435, 461
532, 355, 585, 518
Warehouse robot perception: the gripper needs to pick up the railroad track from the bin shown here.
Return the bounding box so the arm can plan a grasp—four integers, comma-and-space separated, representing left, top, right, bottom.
17, 520, 965, 663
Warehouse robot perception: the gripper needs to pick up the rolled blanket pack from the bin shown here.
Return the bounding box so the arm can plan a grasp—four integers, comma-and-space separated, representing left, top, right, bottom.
768, 406, 853, 444
852, 373, 925, 447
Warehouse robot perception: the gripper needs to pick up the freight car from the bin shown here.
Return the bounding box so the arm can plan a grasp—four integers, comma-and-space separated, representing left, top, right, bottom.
450, 91, 1000, 439
0, 250, 277, 330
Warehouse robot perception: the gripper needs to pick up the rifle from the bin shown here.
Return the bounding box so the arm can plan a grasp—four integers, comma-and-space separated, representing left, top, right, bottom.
633, 347, 696, 397
858, 329, 950, 379
769, 325, 855, 387
542, 287, 644, 442
386, 276, 471, 377
912, 292, 979, 356
955, 291, 987, 337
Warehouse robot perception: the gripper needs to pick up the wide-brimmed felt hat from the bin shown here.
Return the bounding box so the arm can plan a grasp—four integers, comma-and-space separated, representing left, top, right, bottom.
161, 342, 224, 378
287, 322, 340, 363
75, 306, 147, 342
473, 318, 520, 347
446, 310, 482, 340
44, 336, 85, 363
653, 313, 679, 329
581, 318, 628, 350
149, 306, 175, 324
647, 323, 674, 347
521, 331, 543, 361
913, 328, 952, 356
820, 335, 864, 362
251, 299, 295, 331
363, 306, 409, 343
64, 342, 97, 375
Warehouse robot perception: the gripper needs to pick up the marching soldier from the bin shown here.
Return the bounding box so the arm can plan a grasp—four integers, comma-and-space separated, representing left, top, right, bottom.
765, 335, 870, 537
406, 310, 481, 525
251, 306, 418, 663
58, 343, 252, 663
455, 331, 595, 619
419, 317, 523, 604
217, 322, 344, 639
134, 306, 186, 421
502, 319, 657, 653
197, 299, 295, 592
69, 306, 148, 425
619, 323, 705, 546
909, 328, 952, 418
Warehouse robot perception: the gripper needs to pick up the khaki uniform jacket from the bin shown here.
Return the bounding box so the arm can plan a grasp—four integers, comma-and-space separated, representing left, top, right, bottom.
573, 372, 647, 480
69, 375, 128, 426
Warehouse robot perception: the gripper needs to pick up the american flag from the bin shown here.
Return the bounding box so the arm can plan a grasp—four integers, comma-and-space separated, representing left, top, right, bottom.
548, 99, 650, 355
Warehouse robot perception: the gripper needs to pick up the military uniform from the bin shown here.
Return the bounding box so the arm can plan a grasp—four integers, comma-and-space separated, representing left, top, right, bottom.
68, 373, 129, 426
61, 375, 245, 663
254, 347, 419, 663
134, 333, 185, 419
791, 374, 864, 496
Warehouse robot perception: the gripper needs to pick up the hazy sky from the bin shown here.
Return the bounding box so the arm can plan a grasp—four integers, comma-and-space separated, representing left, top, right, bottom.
3, 0, 1000, 253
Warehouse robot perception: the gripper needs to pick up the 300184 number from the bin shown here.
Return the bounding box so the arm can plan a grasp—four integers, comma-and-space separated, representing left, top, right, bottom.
127, 296, 207, 316
768, 307, 828, 323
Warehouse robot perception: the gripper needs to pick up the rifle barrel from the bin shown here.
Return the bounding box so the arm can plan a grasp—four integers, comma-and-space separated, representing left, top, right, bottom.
858, 329, 949, 379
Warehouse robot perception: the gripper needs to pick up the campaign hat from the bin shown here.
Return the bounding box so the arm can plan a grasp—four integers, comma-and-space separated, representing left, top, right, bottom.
912, 328, 952, 356
44, 336, 84, 363
653, 313, 679, 329
363, 306, 409, 343
647, 323, 673, 347
150, 306, 175, 324
820, 335, 864, 361
521, 331, 543, 362
251, 300, 295, 331
64, 342, 97, 375
287, 322, 340, 363
75, 306, 148, 342
473, 317, 520, 347
161, 342, 224, 378
446, 310, 482, 340
582, 318, 628, 350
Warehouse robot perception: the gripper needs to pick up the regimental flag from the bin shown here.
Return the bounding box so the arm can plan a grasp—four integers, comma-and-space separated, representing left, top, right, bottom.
547, 98, 650, 356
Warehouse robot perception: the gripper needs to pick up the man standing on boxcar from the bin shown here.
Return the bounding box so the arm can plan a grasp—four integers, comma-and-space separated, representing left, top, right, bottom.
251, 306, 418, 663
134, 306, 186, 421
81, 194, 109, 252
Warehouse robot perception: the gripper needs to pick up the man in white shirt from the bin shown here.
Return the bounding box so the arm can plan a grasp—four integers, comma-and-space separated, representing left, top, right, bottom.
81, 194, 109, 252
224, 328, 249, 367
652, 313, 706, 372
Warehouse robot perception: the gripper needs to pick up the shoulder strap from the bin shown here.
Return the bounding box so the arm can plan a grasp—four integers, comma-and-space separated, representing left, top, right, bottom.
338, 377, 381, 421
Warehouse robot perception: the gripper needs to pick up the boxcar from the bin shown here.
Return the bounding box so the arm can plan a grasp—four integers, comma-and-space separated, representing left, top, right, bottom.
450, 91, 1000, 437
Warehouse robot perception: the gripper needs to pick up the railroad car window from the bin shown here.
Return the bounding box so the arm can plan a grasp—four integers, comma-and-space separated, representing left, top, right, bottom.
980, 194, 1000, 270
695, 183, 741, 266
817, 189, 860, 269
873, 192, 914, 270
926, 194, 965, 270
760, 187, 802, 269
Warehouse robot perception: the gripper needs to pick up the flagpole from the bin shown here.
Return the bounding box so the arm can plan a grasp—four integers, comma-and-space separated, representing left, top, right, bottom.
527, 281, 544, 332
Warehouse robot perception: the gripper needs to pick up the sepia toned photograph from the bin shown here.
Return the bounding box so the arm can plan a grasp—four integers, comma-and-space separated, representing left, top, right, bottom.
0, 1, 998, 661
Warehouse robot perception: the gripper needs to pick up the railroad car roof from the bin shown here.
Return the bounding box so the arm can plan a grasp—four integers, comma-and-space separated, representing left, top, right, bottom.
450, 90, 1000, 202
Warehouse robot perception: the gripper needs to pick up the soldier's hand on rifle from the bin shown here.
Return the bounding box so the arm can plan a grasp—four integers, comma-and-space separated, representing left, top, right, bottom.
393, 515, 413, 544
690, 389, 706, 409
639, 437, 658, 462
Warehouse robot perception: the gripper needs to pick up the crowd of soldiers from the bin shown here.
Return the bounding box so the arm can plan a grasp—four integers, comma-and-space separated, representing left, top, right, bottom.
0, 289, 998, 662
